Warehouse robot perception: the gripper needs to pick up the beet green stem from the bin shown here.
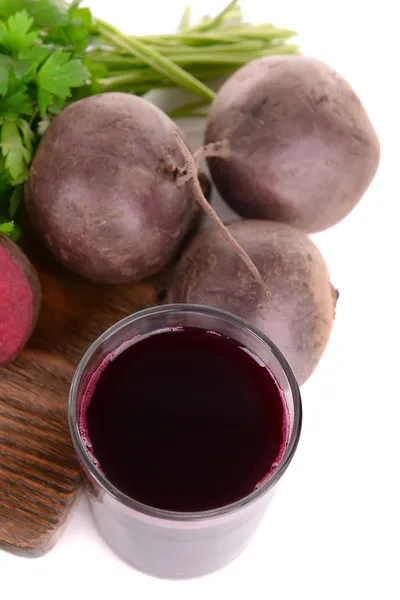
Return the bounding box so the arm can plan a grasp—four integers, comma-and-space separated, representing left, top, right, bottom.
97, 21, 215, 101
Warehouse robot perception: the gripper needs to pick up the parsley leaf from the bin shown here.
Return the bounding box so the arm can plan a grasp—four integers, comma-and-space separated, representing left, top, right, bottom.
0, 216, 20, 239
0, 53, 11, 95
0, 80, 32, 121
0, 0, 27, 17
8, 221, 20, 239
36, 87, 51, 115
17, 117, 33, 152
0, 20, 7, 45
47, 95, 64, 115
0, 0, 68, 29
0, 144, 25, 234
1, 118, 31, 184
8, 180, 22, 217
0, 1, 96, 239
36, 48, 89, 114
0, 218, 14, 234
0, 10, 38, 53
0, 165, 12, 216
14, 44, 51, 81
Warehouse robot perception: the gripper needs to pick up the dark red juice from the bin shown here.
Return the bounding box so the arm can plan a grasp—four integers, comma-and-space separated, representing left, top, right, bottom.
81, 327, 289, 512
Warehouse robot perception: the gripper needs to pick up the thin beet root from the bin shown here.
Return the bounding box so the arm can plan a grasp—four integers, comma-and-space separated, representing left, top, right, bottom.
173, 133, 271, 303
0, 235, 41, 367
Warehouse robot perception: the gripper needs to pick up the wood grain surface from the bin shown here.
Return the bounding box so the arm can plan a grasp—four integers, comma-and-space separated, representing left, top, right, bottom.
0, 240, 167, 557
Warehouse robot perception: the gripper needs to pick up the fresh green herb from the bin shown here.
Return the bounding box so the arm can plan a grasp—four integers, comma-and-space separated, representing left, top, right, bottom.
0, 3, 93, 235
0, 219, 14, 234
0, 0, 297, 239
36, 48, 90, 113
1, 118, 31, 183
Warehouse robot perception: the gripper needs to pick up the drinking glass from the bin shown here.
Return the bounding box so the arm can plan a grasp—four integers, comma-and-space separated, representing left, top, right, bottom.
69, 304, 302, 579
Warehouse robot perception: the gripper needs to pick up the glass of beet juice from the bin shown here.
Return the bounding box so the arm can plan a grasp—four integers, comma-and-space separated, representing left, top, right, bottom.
69, 304, 302, 579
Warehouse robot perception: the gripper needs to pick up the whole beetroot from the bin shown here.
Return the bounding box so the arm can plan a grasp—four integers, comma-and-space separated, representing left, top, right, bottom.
169, 220, 337, 385
205, 55, 380, 233
0, 235, 41, 367
27, 93, 196, 284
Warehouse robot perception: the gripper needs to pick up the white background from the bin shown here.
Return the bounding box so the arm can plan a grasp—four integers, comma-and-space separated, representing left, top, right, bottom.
1, 1, 399, 598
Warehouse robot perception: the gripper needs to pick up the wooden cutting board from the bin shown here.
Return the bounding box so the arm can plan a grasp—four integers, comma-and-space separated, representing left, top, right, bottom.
0, 240, 168, 557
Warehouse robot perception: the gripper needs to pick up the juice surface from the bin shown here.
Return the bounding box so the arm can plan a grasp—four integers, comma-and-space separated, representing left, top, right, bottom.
81, 327, 289, 512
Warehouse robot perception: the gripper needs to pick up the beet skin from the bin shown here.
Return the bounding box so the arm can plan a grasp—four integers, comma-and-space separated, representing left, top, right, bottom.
27, 93, 197, 284
169, 220, 337, 385
205, 55, 380, 233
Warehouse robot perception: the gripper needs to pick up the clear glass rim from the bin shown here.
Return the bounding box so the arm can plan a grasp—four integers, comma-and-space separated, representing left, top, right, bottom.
68, 304, 302, 522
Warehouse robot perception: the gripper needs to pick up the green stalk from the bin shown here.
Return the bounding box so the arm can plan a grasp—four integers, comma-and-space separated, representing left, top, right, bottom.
193, 0, 241, 32
256, 44, 299, 55
139, 33, 244, 45
99, 73, 152, 89
97, 20, 215, 101
118, 28, 297, 48
90, 40, 298, 71
88, 52, 145, 68
80, 2, 298, 111
99, 80, 178, 94
178, 5, 191, 32
99, 65, 233, 90
91, 38, 267, 64
213, 25, 297, 40
167, 100, 209, 118
144, 39, 267, 52
115, 47, 298, 66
